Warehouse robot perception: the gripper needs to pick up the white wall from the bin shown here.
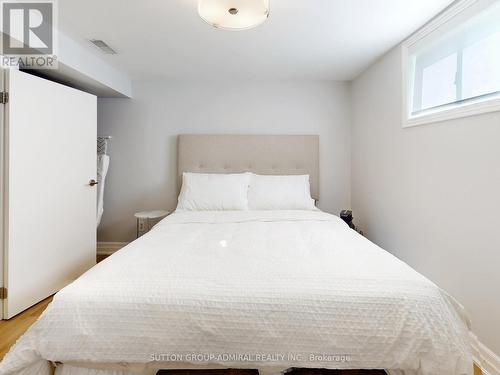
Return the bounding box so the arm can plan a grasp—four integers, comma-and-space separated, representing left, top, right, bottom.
98, 80, 351, 242
352, 46, 500, 355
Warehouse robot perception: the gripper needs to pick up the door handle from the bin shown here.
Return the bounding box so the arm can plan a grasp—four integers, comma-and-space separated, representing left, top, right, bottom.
89, 179, 99, 186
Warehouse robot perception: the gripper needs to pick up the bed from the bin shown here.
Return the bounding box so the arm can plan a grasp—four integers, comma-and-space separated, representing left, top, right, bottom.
0, 135, 472, 375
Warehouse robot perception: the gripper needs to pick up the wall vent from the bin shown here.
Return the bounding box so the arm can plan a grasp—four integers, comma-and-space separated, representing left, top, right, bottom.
89, 39, 117, 55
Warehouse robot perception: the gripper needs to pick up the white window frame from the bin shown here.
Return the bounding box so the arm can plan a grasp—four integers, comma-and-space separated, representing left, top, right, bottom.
401, 0, 500, 128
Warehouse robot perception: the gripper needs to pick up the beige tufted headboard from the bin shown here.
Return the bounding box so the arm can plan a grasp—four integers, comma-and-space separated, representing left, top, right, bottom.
177, 134, 320, 200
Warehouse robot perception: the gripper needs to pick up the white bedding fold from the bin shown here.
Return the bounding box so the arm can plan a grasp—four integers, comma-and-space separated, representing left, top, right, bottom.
0, 210, 472, 375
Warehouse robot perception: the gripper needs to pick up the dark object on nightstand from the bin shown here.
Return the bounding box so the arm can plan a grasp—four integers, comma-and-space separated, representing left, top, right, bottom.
340, 210, 354, 229
340, 210, 364, 236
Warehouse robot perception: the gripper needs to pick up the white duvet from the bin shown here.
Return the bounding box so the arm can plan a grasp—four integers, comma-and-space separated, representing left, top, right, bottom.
0, 210, 472, 375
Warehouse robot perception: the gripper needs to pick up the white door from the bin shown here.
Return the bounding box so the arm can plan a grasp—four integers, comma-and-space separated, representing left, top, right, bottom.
2, 69, 97, 319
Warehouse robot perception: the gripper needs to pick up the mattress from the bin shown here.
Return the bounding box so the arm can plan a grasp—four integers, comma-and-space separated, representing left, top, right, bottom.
0, 210, 472, 375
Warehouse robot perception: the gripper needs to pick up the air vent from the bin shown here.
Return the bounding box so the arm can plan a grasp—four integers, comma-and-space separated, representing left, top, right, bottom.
89, 39, 117, 55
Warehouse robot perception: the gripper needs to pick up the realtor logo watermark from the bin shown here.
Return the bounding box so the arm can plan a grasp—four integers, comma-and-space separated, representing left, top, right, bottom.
1, 0, 58, 69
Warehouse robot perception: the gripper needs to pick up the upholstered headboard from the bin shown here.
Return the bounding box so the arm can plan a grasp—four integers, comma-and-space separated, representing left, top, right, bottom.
177, 134, 320, 200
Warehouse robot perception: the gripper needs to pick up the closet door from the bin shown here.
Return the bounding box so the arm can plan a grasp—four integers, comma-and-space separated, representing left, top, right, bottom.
2, 69, 97, 318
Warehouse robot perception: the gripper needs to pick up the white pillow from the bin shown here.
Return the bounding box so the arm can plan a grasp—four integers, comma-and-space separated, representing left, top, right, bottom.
248, 173, 316, 210
177, 172, 250, 211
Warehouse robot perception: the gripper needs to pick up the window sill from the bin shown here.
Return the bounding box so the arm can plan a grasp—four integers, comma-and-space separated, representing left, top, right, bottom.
403, 97, 500, 128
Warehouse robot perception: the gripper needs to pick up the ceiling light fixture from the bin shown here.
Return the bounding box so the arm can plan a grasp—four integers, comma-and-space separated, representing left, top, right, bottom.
198, 0, 270, 30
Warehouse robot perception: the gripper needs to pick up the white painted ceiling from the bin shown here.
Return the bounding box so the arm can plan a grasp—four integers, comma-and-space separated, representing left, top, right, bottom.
58, 0, 454, 81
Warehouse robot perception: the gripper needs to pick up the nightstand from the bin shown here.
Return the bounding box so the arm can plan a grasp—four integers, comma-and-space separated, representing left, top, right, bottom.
134, 210, 170, 238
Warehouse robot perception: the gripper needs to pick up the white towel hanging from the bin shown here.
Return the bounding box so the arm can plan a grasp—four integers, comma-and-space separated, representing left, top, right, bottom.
96, 154, 110, 227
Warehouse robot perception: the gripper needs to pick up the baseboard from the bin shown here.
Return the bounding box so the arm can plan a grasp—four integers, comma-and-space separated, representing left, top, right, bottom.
97, 242, 128, 255
471, 333, 500, 375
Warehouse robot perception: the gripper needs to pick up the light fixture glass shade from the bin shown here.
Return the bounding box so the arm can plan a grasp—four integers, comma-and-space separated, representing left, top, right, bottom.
198, 0, 270, 30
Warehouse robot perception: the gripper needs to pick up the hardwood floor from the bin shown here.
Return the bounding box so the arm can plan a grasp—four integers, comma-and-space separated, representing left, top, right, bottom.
97, 253, 110, 263
0, 269, 484, 375
0, 296, 53, 360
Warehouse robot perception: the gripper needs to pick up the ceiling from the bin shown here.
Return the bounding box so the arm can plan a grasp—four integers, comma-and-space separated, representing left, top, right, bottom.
58, 0, 454, 81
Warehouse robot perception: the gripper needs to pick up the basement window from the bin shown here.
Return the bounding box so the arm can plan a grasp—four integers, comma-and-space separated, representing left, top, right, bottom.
402, 0, 500, 127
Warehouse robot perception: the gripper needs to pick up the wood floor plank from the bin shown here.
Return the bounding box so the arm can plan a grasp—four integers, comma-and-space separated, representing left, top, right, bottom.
0, 296, 53, 360
96, 254, 110, 263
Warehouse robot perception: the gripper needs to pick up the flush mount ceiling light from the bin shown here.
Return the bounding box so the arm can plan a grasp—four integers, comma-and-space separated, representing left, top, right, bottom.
198, 0, 270, 30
